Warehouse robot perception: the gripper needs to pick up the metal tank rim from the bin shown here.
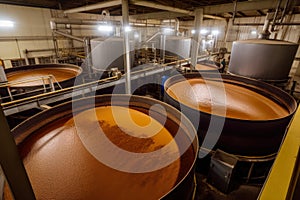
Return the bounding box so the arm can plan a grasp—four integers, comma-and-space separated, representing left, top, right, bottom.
164, 72, 297, 122
12, 94, 199, 200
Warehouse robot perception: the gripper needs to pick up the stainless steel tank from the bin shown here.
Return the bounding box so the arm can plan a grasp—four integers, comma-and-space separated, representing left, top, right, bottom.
165, 37, 191, 59
91, 37, 134, 71
164, 73, 297, 156
11, 95, 198, 200
228, 39, 299, 81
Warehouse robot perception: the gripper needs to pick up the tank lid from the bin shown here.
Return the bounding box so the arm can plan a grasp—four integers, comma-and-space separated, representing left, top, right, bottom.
235, 39, 298, 45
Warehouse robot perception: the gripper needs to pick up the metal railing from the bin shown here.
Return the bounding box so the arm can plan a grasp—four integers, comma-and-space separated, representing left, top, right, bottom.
0, 75, 62, 102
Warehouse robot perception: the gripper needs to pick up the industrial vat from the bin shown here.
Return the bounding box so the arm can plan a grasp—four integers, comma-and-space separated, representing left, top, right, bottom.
5, 64, 82, 89
10, 95, 198, 200
165, 36, 191, 59
228, 39, 299, 81
0, 64, 82, 101
164, 73, 297, 156
91, 37, 134, 71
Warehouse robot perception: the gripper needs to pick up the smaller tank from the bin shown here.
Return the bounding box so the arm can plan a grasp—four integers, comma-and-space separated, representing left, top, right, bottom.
91, 37, 134, 71
165, 37, 191, 59
228, 39, 299, 81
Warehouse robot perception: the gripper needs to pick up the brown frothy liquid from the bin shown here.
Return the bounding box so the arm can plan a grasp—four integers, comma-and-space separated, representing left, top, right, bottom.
17, 106, 182, 200
7, 68, 79, 87
166, 78, 289, 120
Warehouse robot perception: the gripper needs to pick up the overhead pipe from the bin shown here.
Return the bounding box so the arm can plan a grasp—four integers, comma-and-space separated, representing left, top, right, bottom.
271, 0, 283, 32
131, 0, 193, 15
131, 0, 224, 20
53, 30, 84, 42
64, 0, 122, 14
279, 0, 291, 24
51, 18, 120, 26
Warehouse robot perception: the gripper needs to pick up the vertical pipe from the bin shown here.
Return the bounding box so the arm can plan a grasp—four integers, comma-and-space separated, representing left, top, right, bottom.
122, 0, 131, 94
259, 14, 271, 39
84, 37, 93, 78
160, 34, 166, 64
174, 18, 180, 36
190, 8, 203, 70
0, 105, 35, 200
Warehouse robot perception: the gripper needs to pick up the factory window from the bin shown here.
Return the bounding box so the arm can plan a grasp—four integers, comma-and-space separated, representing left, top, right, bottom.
11, 59, 26, 67
28, 58, 36, 65
38, 56, 51, 64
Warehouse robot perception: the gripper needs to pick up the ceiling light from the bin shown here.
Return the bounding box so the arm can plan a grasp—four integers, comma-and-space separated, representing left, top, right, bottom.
212, 30, 219, 35
191, 30, 196, 34
251, 30, 257, 35
0, 20, 14, 27
97, 25, 113, 32
124, 26, 132, 32
200, 29, 208, 34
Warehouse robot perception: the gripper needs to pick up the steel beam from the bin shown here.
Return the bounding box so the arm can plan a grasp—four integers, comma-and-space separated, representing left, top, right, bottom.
64, 0, 122, 14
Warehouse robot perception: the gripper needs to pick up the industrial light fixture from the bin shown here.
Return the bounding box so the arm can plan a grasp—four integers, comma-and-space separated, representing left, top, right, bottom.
200, 29, 208, 34
191, 29, 196, 34
124, 26, 132, 32
212, 30, 219, 35
97, 24, 113, 32
251, 30, 257, 35
0, 20, 14, 27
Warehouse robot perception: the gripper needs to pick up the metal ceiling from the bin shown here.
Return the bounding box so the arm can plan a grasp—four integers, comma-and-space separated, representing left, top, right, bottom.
0, 0, 299, 20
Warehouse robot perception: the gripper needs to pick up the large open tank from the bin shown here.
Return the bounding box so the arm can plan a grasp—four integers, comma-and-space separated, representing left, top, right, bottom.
164, 73, 297, 156
228, 39, 299, 81
0, 64, 82, 101
7, 95, 198, 200
5, 64, 82, 88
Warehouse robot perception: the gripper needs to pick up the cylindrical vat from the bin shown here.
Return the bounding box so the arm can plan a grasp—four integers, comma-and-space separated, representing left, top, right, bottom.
164, 73, 297, 156
91, 37, 134, 71
5, 64, 82, 89
0, 64, 82, 101
11, 95, 198, 200
165, 37, 191, 59
228, 39, 299, 81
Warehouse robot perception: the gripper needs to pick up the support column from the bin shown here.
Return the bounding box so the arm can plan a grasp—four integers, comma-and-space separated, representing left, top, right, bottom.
84, 37, 93, 78
122, 0, 131, 94
190, 8, 203, 70
0, 106, 35, 200
160, 34, 166, 64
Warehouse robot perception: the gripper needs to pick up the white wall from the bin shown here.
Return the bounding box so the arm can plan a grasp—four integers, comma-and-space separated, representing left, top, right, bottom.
0, 4, 53, 68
